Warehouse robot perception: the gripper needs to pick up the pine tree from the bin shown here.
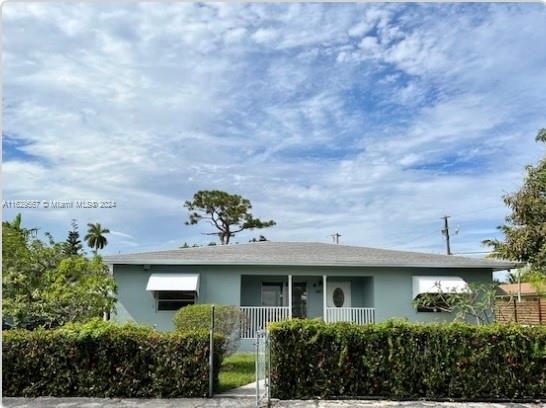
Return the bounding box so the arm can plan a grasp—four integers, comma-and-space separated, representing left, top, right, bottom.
184, 190, 275, 244
63, 220, 83, 256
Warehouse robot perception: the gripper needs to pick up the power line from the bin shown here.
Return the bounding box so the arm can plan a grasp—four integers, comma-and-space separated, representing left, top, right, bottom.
450, 205, 506, 218
452, 251, 492, 255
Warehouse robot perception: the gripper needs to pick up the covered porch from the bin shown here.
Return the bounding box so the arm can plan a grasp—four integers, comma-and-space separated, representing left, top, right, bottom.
239, 274, 375, 338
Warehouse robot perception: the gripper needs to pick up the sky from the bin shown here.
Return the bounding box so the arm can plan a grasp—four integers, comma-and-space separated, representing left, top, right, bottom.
2, 3, 546, 261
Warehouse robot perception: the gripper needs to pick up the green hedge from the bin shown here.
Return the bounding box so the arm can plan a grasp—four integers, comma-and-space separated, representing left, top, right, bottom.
269, 320, 546, 400
2, 319, 224, 397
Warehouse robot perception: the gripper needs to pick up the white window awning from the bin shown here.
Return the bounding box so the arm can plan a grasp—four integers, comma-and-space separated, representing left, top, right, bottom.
412, 276, 469, 298
146, 273, 200, 294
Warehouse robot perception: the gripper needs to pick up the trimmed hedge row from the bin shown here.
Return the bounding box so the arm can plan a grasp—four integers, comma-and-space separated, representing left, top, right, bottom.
2, 319, 224, 397
269, 320, 546, 400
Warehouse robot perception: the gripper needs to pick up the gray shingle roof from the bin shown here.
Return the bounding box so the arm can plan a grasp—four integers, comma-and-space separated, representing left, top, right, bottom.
103, 241, 519, 271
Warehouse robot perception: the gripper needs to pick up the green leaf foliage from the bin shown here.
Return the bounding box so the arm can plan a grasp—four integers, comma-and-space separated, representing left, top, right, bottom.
2, 219, 116, 329
2, 319, 225, 397
484, 128, 546, 275
174, 304, 241, 354
269, 320, 546, 400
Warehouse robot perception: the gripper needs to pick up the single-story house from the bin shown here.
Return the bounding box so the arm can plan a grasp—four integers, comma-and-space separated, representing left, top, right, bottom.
104, 241, 517, 349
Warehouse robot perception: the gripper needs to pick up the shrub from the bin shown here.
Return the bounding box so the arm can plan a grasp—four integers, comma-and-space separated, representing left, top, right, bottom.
2, 319, 225, 397
174, 304, 241, 354
269, 319, 546, 400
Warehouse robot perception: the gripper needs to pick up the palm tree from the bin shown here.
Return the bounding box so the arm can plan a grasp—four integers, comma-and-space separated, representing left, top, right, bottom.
85, 223, 110, 253
3, 213, 38, 238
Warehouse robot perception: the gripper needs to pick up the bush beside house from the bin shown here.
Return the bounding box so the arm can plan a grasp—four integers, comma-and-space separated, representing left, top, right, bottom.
174, 304, 241, 354
2, 319, 225, 397
269, 320, 546, 400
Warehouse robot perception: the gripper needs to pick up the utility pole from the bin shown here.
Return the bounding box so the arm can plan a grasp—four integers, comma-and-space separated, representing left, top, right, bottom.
331, 233, 342, 245
441, 216, 452, 255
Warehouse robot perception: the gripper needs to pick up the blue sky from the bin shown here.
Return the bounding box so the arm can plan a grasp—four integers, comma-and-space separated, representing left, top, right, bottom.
2, 3, 546, 260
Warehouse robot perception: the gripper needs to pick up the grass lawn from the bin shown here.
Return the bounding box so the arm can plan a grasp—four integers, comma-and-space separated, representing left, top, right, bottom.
217, 353, 256, 392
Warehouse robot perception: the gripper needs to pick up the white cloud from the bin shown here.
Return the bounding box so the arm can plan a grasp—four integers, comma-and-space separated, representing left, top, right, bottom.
2, 3, 545, 256
109, 230, 135, 240
252, 28, 279, 44
224, 27, 248, 44
348, 21, 370, 38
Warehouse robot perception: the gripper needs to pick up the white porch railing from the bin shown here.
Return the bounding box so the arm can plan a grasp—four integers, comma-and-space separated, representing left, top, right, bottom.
325, 307, 375, 324
240, 306, 290, 339
240, 306, 375, 338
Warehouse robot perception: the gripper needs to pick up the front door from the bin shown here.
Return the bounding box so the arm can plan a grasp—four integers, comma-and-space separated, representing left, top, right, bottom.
327, 281, 352, 308
291, 282, 308, 318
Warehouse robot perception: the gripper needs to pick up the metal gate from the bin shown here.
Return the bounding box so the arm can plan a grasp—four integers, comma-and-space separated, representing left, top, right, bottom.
255, 330, 270, 407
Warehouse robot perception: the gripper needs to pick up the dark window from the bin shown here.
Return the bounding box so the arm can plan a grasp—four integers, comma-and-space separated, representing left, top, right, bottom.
415, 293, 450, 313
157, 291, 196, 311
261, 282, 284, 306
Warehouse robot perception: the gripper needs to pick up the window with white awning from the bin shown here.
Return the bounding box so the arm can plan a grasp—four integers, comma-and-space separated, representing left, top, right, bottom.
412, 276, 469, 313
146, 273, 199, 293
412, 276, 469, 299
146, 273, 199, 311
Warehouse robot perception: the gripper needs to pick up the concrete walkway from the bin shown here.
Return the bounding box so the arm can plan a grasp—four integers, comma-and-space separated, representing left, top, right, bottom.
3, 398, 543, 408
2, 397, 255, 407
215, 381, 258, 398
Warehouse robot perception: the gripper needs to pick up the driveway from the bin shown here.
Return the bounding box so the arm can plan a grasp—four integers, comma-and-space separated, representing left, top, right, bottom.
2, 398, 543, 408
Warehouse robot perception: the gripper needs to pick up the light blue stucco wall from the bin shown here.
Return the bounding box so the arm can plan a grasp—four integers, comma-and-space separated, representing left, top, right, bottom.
112, 264, 491, 331
113, 264, 242, 330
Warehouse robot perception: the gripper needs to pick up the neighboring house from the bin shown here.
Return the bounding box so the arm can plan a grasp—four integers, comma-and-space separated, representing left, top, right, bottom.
104, 241, 517, 350
496, 282, 546, 325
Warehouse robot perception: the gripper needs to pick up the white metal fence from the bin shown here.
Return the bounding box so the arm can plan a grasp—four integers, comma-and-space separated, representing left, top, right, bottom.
255, 330, 270, 407
325, 307, 375, 324
240, 306, 290, 339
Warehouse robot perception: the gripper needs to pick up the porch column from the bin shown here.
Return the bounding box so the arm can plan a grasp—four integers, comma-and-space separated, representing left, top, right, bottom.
323, 275, 327, 322
288, 275, 292, 318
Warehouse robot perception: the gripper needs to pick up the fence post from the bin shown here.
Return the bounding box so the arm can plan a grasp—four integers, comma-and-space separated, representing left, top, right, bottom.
256, 331, 260, 404
538, 298, 542, 324
209, 305, 215, 398
268, 331, 271, 403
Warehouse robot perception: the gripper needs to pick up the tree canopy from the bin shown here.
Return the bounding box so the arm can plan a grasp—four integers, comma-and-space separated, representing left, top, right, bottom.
184, 190, 276, 244
483, 128, 546, 279
2, 215, 116, 329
